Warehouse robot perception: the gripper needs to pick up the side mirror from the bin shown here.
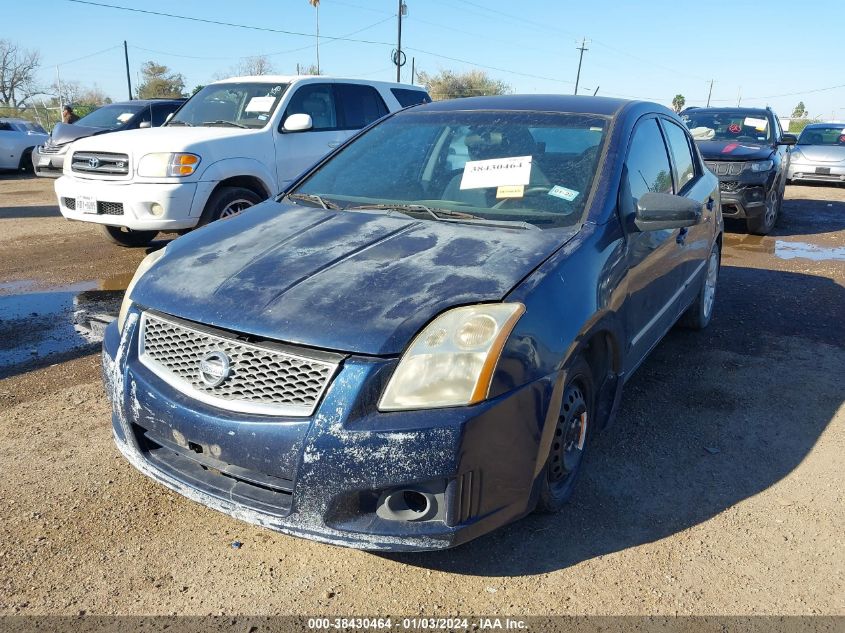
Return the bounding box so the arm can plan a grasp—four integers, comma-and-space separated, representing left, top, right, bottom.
634, 192, 702, 231
139, 121, 152, 129
283, 113, 313, 133
779, 133, 798, 146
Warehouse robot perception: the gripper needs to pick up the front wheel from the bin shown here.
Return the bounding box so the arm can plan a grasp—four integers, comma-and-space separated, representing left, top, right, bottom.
680, 241, 720, 330
198, 186, 263, 226
746, 186, 780, 235
536, 357, 595, 513
100, 224, 158, 247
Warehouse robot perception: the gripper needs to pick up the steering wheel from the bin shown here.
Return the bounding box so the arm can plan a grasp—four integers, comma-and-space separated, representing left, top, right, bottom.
492, 186, 551, 209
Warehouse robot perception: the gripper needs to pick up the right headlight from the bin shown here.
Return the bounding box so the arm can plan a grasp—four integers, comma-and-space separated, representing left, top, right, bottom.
117, 246, 168, 333
379, 303, 525, 411
137, 152, 201, 178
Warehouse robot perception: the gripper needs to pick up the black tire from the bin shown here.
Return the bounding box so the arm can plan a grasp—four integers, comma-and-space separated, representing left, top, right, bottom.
746, 186, 780, 235
100, 224, 158, 247
680, 241, 721, 330
18, 148, 34, 174
536, 357, 595, 513
198, 186, 263, 226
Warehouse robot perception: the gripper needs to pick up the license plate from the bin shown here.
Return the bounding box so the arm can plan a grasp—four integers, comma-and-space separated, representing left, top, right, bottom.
816, 167, 831, 175
77, 196, 97, 214
38, 156, 51, 167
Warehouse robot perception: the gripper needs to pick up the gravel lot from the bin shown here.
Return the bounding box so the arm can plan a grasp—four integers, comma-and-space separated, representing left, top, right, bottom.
0, 175, 843, 616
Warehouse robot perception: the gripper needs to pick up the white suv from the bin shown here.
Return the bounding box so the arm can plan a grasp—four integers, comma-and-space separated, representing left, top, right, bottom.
55, 76, 430, 246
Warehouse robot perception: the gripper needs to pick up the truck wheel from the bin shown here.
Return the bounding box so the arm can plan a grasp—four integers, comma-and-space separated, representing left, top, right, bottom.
100, 225, 158, 247
680, 241, 720, 330
746, 187, 780, 235
535, 356, 595, 513
199, 186, 262, 226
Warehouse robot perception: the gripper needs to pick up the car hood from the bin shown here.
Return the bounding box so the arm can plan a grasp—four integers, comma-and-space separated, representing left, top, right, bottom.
68, 125, 259, 155
794, 145, 845, 163
694, 140, 774, 161
133, 202, 571, 356
49, 122, 110, 146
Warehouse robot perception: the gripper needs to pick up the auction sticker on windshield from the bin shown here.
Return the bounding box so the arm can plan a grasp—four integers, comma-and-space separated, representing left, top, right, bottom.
460, 155, 532, 189
245, 96, 277, 113
496, 185, 524, 198
744, 117, 768, 131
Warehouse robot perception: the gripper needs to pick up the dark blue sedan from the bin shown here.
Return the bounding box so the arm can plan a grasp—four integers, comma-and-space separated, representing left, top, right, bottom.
103, 95, 722, 551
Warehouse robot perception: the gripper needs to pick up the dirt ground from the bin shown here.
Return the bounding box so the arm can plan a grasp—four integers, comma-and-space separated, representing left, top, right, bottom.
0, 175, 843, 616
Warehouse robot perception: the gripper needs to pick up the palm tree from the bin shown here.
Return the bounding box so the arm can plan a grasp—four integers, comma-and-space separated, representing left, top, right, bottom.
672, 94, 686, 113
309, 0, 320, 74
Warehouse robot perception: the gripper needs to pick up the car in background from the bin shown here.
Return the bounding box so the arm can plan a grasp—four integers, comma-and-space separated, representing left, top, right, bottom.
787, 123, 845, 186
682, 107, 796, 234
55, 76, 431, 246
0, 118, 48, 173
32, 99, 185, 177
103, 95, 722, 550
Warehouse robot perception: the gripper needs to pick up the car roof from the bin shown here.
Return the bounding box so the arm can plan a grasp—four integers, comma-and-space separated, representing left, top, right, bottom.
409, 94, 636, 117
99, 99, 185, 106
209, 75, 426, 91
804, 122, 844, 128
0, 117, 32, 124
686, 106, 770, 115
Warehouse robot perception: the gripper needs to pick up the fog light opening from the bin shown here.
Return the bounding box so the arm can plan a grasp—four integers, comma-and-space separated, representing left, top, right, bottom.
150, 203, 165, 217
377, 488, 436, 522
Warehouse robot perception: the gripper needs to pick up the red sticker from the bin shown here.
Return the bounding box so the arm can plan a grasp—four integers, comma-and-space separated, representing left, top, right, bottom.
728, 123, 741, 134
839, 135, 845, 143
721, 142, 739, 154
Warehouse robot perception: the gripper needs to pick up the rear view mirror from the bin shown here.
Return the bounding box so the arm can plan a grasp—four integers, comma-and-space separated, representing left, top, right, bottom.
635, 192, 702, 231
779, 133, 798, 146
139, 121, 152, 129
283, 113, 313, 133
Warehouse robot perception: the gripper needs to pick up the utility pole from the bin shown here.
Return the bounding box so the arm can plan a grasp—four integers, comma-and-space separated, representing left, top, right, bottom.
123, 41, 132, 100
737, 86, 742, 107
396, 0, 407, 82
411, 57, 415, 85
706, 79, 713, 107
574, 38, 588, 95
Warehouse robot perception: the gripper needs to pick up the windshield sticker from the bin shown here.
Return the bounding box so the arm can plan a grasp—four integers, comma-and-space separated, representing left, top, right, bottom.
728, 123, 741, 134
496, 185, 525, 199
744, 117, 768, 131
117, 112, 134, 123
460, 155, 532, 190
548, 185, 579, 201
245, 96, 277, 113
271, 85, 283, 95
258, 114, 268, 121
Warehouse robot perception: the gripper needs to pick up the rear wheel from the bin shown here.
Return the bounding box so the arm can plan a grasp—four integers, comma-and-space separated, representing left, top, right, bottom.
536, 357, 595, 513
100, 225, 158, 247
198, 186, 262, 226
746, 186, 780, 234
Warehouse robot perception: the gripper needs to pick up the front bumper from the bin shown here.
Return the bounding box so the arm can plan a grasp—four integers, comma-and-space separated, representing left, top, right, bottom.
711, 169, 774, 220
102, 313, 555, 551
788, 161, 845, 184
55, 176, 201, 230
32, 146, 66, 177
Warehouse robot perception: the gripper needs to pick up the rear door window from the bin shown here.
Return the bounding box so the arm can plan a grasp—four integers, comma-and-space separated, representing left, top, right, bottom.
390, 88, 431, 108
661, 120, 696, 192
284, 83, 338, 131
152, 104, 179, 127
335, 83, 389, 130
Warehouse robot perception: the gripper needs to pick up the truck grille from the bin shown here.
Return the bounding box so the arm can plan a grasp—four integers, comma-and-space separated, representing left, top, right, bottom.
61, 198, 123, 215
138, 312, 341, 417
71, 151, 129, 176
705, 161, 744, 176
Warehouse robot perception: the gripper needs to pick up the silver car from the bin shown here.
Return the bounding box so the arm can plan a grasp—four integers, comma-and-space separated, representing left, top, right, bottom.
787, 123, 845, 185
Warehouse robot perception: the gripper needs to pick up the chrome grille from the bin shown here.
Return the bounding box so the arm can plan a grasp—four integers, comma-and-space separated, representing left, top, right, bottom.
705, 161, 744, 176
138, 312, 341, 417
71, 151, 129, 175
39, 144, 63, 155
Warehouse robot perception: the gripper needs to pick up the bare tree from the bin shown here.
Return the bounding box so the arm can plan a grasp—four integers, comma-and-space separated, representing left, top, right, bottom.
0, 40, 42, 107
237, 55, 274, 76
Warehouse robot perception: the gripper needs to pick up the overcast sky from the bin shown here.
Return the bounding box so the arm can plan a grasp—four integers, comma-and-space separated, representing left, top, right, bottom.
7, 0, 844, 120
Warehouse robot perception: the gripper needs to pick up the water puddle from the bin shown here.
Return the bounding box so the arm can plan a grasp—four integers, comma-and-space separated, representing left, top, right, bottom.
0, 274, 130, 375
723, 235, 845, 262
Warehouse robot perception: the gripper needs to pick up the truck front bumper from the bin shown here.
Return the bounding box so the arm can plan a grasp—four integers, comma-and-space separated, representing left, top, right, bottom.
55, 176, 201, 231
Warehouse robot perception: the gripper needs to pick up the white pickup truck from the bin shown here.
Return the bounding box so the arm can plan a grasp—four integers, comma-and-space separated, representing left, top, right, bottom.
55, 75, 430, 246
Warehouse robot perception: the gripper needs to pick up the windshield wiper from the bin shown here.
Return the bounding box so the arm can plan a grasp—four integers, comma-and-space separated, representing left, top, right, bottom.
201, 120, 248, 128
166, 120, 192, 127
346, 203, 485, 221
285, 193, 342, 210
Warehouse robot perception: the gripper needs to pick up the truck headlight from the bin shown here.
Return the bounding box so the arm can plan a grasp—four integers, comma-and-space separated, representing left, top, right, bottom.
747, 160, 774, 173
117, 247, 168, 333
379, 303, 525, 411
137, 152, 201, 177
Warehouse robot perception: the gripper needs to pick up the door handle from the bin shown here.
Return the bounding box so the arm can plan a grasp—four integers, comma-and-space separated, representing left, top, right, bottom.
676, 227, 688, 245
706, 197, 714, 211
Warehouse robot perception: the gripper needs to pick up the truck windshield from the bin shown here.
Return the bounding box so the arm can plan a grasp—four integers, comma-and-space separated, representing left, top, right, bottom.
168, 82, 289, 129
682, 109, 772, 144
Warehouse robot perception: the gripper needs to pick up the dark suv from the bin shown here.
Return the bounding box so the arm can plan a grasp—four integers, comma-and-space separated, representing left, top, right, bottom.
681, 107, 796, 234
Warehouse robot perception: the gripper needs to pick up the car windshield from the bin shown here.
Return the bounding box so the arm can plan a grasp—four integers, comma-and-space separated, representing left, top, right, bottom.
11, 121, 46, 134
76, 104, 145, 129
682, 110, 772, 144
168, 82, 288, 129
290, 110, 608, 230
797, 126, 845, 146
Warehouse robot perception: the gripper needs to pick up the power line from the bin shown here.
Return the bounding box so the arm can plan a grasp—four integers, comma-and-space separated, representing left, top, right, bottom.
51, 44, 123, 68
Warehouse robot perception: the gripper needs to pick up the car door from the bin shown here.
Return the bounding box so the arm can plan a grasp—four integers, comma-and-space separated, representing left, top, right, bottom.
151, 103, 179, 127
658, 117, 715, 290
619, 116, 688, 373
334, 82, 390, 141
275, 81, 345, 187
